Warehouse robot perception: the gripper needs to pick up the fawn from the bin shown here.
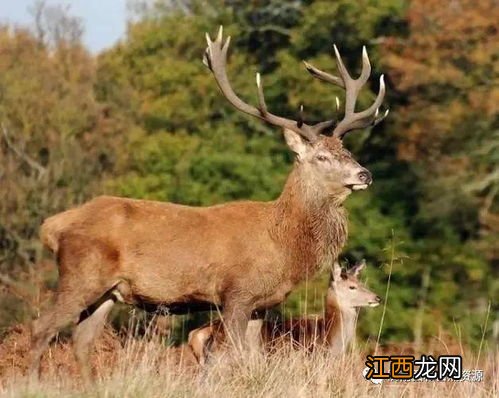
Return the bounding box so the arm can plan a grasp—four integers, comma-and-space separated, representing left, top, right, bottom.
188, 260, 381, 364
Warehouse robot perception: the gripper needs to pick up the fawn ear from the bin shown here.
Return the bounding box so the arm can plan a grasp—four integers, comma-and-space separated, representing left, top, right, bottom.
350, 259, 366, 276
284, 129, 310, 160
331, 260, 342, 281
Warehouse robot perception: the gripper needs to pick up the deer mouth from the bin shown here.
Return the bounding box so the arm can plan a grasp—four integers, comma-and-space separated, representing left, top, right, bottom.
346, 183, 369, 191
368, 301, 380, 307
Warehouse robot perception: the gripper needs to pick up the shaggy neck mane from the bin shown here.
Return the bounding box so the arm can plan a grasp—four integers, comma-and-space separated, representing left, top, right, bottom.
272, 165, 348, 281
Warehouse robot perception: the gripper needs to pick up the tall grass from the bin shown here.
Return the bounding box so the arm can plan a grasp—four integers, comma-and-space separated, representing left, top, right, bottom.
0, 303, 496, 398
0, 335, 496, 398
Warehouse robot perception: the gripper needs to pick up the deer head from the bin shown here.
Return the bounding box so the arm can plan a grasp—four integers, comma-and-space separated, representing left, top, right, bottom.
330, 260, 381, 308
204, 27, 388, 201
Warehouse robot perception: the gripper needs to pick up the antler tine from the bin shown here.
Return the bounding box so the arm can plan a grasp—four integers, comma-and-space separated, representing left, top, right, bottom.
216, 25, 223, 42
358, 46, 372, 85
333, 44, 361, 115
332, 45, 351, 85
333, 46, 386, 138
332, 74, 386, 137
303, 61, 345, 88
373, 108, 389, 127
255, 72, 268, 115
204, 27, 337, 143
297, 104, 304, 128
352, 75, 386, 120
304, 45, 387, 138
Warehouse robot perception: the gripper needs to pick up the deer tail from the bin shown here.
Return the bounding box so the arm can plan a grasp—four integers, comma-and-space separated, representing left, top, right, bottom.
40, 208, 80, 253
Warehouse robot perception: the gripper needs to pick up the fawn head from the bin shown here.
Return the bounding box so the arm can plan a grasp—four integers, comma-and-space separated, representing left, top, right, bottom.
329, 260, 381, 308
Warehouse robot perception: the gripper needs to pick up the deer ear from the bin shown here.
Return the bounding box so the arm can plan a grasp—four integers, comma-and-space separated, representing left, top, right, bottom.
331, 261, 342, 281
350, 259, 366, 276
283, 129, 310, 160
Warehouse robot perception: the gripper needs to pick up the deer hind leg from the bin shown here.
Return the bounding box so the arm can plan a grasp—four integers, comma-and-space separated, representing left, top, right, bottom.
29, 287, 103, 380
30, 244, 123, 380
73, 296, 116, 383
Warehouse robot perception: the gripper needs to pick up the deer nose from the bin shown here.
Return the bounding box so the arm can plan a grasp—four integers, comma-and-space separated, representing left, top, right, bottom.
358, 170, 372, 185
375, 296, 382, 303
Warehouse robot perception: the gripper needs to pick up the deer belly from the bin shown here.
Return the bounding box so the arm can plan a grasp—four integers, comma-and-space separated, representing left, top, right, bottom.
254, 280, 294, 310
123, 270, 223, 311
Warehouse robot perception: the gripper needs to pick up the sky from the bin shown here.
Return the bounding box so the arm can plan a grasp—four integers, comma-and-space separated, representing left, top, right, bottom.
0, 0, 127, 53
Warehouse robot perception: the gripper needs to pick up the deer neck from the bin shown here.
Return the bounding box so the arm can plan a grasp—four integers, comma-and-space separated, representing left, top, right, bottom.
324, 292, 358, 355
272, 165, 348, 279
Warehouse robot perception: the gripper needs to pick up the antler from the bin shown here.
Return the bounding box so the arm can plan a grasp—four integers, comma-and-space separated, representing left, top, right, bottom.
304, 45, 388, 138
204, 27, 336, 143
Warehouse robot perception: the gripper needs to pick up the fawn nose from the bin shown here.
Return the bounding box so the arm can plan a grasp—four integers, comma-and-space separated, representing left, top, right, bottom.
358, 170, 372, 185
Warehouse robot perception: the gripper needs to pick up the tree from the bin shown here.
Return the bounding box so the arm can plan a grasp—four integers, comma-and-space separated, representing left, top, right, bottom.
383, 0, 498, 345
0, 9, 121, 327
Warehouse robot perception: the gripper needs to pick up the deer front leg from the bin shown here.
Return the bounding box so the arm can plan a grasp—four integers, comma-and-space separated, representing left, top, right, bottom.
222, 300, 252, 350
208, 294, 253, 358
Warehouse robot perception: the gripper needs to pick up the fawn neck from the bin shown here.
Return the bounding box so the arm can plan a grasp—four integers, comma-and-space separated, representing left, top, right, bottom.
324, 291, 358, 355
272, 165, 348, 279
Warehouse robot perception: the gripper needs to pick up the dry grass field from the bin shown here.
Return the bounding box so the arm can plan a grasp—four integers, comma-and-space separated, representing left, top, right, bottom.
0, 320, 496, 398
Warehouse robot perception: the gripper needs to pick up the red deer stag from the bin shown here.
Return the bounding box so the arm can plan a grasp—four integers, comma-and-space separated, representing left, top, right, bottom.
29, 27, 387, 381
188, 260, 381, 364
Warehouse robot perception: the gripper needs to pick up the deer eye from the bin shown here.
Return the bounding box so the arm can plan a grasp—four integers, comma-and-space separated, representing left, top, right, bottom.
316, 155, 329, 162
349, 286, 357, 290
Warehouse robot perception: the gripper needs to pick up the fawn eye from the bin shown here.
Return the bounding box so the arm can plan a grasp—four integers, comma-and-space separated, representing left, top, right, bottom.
316, 155, 329, 162
349, 286, 357, 290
